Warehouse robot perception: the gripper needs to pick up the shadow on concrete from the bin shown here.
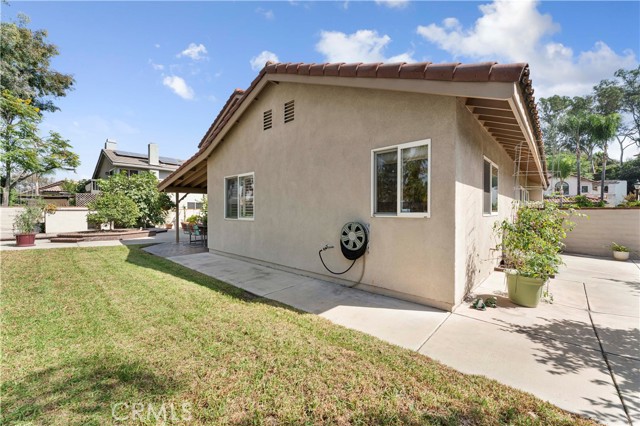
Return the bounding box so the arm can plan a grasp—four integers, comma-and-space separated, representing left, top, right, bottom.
499, 317, 638, 424
1, 354, 182, 424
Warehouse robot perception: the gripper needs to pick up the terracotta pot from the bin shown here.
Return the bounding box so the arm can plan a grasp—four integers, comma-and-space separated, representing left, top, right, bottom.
613, 251, 630, 261
165, 223, 174, 230
15, 233, 36, 247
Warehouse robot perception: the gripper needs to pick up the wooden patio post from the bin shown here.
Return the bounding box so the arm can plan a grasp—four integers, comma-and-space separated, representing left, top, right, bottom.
175, 192, 180, 244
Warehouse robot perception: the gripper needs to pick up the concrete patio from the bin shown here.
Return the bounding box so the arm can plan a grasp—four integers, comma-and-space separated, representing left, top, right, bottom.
144, 245, 638, 425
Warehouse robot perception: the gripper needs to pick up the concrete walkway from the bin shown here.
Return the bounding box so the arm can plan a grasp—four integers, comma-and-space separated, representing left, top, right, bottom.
144, 244, 639, 426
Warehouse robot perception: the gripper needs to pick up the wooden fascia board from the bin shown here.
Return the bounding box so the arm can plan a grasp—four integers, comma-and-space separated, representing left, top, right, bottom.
508, 86, 546, 187
269, 73, 516, 100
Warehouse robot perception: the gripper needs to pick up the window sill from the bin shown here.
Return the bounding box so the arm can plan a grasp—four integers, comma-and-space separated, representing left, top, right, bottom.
482, 213, 499, 217
224, 218, 255, 222
372, 213, 430, 219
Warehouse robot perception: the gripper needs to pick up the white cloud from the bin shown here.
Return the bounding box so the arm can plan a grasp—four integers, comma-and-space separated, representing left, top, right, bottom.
375, 0, 409, 9
416, 0, 637, 97
255, 8, 274, 19
316, 30, 415, 63
149, 60, 164, 71
162, 75, 194, 100
178, 43, 208, 61
154, 43, 161, 48
250, 50, 280, 71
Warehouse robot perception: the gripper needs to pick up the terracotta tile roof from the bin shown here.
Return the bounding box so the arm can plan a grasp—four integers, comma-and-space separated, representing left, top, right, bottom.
166, 61, 545, 187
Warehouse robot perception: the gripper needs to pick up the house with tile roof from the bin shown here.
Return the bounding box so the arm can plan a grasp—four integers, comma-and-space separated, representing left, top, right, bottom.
159, 61, 549, 311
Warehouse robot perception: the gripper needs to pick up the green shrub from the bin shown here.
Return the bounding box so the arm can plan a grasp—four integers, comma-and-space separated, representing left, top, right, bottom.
13, 204, 43, 234
494, 203, 578, 281
87, 193, 140, 230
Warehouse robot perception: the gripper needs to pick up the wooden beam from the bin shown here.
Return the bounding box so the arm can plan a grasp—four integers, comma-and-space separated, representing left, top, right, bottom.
467, 98, 512, 111
477, 115, 519, 125
488, 127, 524, 137
163, 186, 207, 194
180, 166, 208, 186
480, 121, 521, 131
471, 108, 515, 118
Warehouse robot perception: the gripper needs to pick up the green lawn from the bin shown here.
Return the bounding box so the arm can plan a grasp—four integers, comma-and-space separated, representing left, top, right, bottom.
2, 246, 598, 425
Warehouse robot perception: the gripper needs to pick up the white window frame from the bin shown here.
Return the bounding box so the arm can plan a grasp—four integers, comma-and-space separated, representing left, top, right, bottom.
483, 156, 499, 216
223, 172, 255, 221
371, 139, 431, 219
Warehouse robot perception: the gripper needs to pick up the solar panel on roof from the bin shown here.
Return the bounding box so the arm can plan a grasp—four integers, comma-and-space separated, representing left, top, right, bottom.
159, 156, 182, 165
114, 150, 147, 160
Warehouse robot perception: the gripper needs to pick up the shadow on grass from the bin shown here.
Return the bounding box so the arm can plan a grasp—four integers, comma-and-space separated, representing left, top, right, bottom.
1, 354, 182, 425
498, 317, 638, 424
123, 244, 305, 314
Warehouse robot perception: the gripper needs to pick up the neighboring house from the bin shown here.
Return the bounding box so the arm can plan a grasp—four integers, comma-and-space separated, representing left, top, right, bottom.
88, 139, 203, 223
544, 175, 628, 206
159, 61, 549, 311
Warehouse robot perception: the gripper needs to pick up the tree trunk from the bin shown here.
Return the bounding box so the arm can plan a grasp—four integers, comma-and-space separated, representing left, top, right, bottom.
576, 143, 581, 196
2, 166, 10, 207
600, 146, 607, 203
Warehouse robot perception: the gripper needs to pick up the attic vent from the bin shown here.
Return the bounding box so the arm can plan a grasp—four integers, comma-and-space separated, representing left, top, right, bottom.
284, 100, 295, 123
263, 109, 273, 131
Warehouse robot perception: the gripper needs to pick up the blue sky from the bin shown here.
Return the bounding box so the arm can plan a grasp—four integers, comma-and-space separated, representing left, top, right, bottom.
4, 1, 639, 180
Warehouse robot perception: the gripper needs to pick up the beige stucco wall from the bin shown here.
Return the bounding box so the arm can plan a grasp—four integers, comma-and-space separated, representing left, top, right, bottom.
563, 209, 640, 259
453, 100, 523, 304
45, 207, 89, 234
207, 82, 458, 309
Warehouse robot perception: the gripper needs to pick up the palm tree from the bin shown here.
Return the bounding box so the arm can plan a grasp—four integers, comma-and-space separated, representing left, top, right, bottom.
559, 113, 592, 195
590, 114, 622, 202
547, 154, 574, 207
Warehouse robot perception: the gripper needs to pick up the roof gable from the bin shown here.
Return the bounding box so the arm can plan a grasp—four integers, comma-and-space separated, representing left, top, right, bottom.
161, 60, 548, 191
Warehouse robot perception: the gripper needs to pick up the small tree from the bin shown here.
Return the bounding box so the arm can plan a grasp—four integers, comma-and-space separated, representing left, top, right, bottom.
96, 171, 174, 227
87, 193, 139, 230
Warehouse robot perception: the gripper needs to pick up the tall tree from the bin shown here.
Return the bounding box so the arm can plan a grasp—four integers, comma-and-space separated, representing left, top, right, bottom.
538, 96, 572, 156
594, 67, 640, 164
0, 14, 77, 206
0, 14, 74, 114
0, 91, 80, 205
590, 114, 621, 202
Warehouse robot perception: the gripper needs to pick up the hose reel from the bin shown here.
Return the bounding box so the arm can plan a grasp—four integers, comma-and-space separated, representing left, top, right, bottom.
340, 222, 368, 260
319, 221, 368, 275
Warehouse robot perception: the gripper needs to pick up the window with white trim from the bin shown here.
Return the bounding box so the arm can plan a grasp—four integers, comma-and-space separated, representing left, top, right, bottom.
372, 139, 430, 217
225, 173, 254, 219
483, 158, 498, 215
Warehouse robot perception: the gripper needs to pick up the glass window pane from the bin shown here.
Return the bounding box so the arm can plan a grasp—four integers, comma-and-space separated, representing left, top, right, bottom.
483, 160, 491, 214
225, 177, 238, 218
240, 175, 254, 218
401, 145, 429, 213
375, 150, 398, 214
491, 165, 498, 213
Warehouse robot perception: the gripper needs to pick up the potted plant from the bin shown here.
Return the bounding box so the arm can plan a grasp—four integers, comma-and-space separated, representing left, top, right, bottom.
611, 242, 630, 261
13, 204, 45, 247
165, 222, 174, 230
494, 202, 576, 308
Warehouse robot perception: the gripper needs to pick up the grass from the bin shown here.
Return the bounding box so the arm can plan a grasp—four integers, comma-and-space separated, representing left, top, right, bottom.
1, 245, 599, 425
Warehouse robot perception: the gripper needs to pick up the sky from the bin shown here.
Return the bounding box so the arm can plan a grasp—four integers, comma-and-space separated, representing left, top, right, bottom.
3, 0, 639, 181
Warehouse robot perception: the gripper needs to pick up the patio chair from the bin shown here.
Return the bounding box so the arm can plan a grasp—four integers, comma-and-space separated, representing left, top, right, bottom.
181, 222, 190, 234
189, 224, 205, 245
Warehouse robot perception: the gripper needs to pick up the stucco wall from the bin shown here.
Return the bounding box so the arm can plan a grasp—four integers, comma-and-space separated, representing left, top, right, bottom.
453, 101, 523, 304
45, 207, 89, 234
563, 209, 640, 259
207, 82, 458, 309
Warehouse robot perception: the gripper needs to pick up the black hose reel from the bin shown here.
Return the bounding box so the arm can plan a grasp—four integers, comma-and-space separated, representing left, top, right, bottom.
340, 222, 368, 260
319, 222, 369, 275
